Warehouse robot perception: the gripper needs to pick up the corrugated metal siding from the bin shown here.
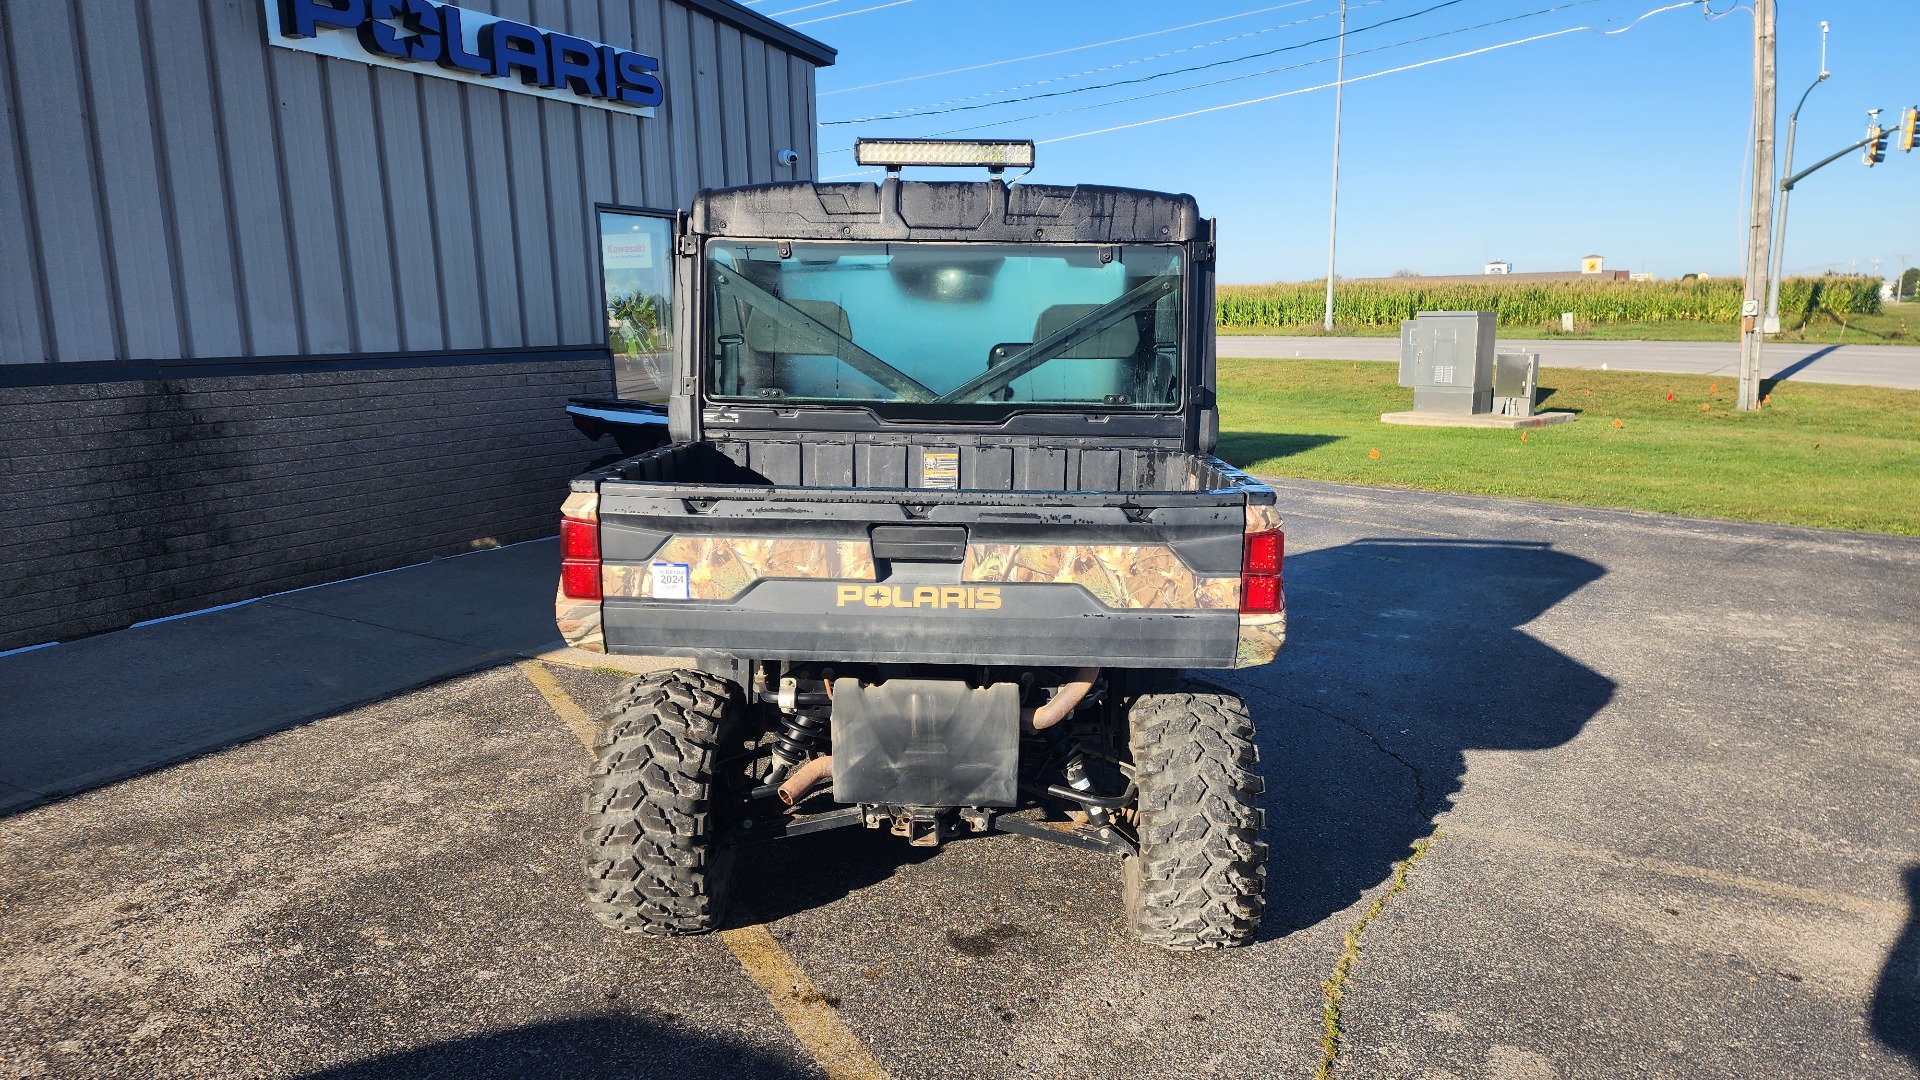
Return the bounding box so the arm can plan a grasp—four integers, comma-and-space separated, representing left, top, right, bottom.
0, 0, 820, 367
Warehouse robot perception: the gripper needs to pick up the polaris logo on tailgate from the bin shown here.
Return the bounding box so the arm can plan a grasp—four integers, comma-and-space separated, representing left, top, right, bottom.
836, 585, 1001, 610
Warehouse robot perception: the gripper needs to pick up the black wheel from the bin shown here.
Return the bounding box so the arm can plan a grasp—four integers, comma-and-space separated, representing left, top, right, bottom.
581, 668, 744, 935
1121, 677, 1267, 949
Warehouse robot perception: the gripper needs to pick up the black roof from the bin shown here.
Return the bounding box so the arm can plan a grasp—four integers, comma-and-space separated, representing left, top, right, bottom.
692, 180, 1204, 245
677, 0, 836, 67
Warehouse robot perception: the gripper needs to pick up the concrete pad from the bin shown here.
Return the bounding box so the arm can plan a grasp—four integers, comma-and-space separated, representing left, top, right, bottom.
264, 539, 565, 655
1380, 409, 1577, 428
0, 601, 514, 814
0, 540, 590, 816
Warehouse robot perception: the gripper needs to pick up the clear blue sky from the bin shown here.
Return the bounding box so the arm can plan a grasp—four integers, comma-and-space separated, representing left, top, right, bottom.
764, 0, 1920, 283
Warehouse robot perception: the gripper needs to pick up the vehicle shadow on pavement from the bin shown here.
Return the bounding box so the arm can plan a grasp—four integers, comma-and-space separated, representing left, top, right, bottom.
730, 818, 943, 925
1215, 432, 1341, 466
1871, 865, 1920, 1068
1227, 538, 1616, 940
294, 1013, 812, 1079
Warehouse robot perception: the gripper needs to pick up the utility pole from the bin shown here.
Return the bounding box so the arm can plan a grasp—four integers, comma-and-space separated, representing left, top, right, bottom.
1322, 0, 1346, 332
1764, 20, 1827, 335
1737, 0, 1776, 413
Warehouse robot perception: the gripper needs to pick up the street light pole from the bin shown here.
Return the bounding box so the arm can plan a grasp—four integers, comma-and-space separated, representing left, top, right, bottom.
1322, 0, 1346, 332
1764, 21, 1829, 334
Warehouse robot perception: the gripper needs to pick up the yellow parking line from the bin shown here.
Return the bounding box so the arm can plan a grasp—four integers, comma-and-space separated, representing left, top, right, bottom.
719, 916, 893, 1080
517, 660, 892, 1080
514, 659, 598, 752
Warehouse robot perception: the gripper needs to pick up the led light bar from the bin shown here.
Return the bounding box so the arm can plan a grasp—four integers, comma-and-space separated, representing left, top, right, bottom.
853, 138, 1036, 171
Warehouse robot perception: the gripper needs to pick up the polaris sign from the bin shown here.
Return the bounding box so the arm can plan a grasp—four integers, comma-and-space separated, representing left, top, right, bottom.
264, 0, 664, 116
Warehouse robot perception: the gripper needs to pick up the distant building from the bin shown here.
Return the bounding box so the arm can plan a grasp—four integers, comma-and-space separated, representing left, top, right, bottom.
1581, 255, 1606, 275
1484, 260, 1512, 275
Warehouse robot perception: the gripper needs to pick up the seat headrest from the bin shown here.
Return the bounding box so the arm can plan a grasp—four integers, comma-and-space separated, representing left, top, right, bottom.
1031, 304, 1141, 359
746, 299, 853, 354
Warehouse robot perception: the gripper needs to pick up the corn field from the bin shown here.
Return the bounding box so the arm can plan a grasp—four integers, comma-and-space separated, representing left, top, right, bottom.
1215, 275, 1883, 329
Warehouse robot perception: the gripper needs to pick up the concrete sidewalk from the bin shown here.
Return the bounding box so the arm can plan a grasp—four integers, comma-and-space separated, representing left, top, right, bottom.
0, 540, 663, 816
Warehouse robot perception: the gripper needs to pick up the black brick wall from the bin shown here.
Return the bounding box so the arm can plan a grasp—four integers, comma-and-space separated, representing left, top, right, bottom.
0, 356, 615, 652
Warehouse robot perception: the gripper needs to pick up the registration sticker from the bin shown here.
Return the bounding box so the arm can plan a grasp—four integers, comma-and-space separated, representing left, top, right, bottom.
650, 562, 691, 600
921, 450, 960, 490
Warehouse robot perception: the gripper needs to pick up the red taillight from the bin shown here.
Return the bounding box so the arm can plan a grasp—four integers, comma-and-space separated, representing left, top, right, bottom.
560, 516, 600, 560
560, 515, 601, 600
1241, 528, 1284, 614
561, 560, 601, 601
1241, 574, 1280, 614
1244, 530, 1282, 575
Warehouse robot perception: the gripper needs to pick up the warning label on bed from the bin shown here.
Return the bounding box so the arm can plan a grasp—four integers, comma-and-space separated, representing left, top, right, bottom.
649, 562, 691, 600
921, 451, 959, 489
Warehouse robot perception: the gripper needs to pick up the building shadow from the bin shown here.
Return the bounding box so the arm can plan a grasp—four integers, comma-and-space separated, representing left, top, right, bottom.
1871, 864, 1920, 1068
295, 1013, 812, 1079
1218, 537, 1616, 938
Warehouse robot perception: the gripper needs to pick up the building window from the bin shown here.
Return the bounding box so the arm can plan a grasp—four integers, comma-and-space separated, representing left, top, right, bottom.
598, 208, 675, 403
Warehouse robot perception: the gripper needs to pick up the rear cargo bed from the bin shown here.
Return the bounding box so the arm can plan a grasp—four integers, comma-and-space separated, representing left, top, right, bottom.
562, 440, 1283, 669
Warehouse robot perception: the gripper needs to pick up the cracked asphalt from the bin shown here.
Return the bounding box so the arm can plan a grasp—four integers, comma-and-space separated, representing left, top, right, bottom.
3, 480, 1917, 1078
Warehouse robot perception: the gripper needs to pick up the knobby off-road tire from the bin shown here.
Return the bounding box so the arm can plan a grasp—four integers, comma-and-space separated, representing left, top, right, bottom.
581, 668, 743, 935
1122, 678, 1268, 949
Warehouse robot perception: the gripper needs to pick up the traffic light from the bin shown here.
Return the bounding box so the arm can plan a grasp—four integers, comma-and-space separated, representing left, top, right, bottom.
1900, 107, 1919, 153
1864, 124, 1889, 166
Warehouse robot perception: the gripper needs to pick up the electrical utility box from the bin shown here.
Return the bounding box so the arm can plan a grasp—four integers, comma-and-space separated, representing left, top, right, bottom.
1493, 352, 1540, 417
1398, 311, 1495, 414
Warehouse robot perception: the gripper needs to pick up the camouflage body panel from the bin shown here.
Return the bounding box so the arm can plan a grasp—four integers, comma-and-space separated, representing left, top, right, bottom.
1235, 611, 1286, 667
556, 490, 604, 652
963, 544, 1238, 610
555, 590, 606, 652
1235, 502, 1286, 668
1246, 502, 1283, 536
605, 538, 879, 601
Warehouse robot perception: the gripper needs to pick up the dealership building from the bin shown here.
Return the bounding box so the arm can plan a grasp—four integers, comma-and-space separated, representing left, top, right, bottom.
0, 0, 833, 652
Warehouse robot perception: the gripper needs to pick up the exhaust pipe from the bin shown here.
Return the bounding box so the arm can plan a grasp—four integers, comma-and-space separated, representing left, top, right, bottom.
776, 755, 833, 805
1024, 668, 1098, 731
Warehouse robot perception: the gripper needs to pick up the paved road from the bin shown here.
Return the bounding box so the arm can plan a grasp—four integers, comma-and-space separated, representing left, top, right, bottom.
1219, 335, 1920, 389
3, 482, 1917, 1078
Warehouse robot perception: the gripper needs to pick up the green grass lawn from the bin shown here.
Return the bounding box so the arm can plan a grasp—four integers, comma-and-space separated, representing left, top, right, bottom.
1217, 302, 1920, 345
1216, 357, 1920, 535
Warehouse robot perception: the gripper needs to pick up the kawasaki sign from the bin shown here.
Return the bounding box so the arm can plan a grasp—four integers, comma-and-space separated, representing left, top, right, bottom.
265, 0, 664, 115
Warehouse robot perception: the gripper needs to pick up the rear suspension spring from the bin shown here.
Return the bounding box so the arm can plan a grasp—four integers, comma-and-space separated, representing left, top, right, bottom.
769, 710, 831, 773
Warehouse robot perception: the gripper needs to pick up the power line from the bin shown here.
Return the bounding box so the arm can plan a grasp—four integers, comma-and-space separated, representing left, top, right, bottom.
820, 0, 1614, 153
770, 0, 863, 16
821, 0, 1472, 125
791, 0, 914, 27
1037, 2, 1698, 144
817, 1, 1700, 176
823, 1, 1385, 125
821, 0, 1327, 96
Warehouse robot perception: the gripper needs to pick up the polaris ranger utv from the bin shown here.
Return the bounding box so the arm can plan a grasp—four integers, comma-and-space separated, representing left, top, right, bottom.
555, 139, 1283, 950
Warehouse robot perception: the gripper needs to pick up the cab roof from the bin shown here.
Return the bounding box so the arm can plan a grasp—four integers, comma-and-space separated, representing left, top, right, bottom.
691, 179, 1204, 246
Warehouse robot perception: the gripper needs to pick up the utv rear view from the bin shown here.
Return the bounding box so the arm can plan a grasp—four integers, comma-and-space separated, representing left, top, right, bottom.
557, 140, 1283, 949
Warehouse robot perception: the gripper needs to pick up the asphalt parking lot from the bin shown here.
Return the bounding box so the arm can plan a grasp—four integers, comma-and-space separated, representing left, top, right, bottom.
2, 480, 1916, 1079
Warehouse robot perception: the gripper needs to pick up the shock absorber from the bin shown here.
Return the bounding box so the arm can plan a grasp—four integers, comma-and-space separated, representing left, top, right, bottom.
761, 675, 833, 784
769, 710, 830, 778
